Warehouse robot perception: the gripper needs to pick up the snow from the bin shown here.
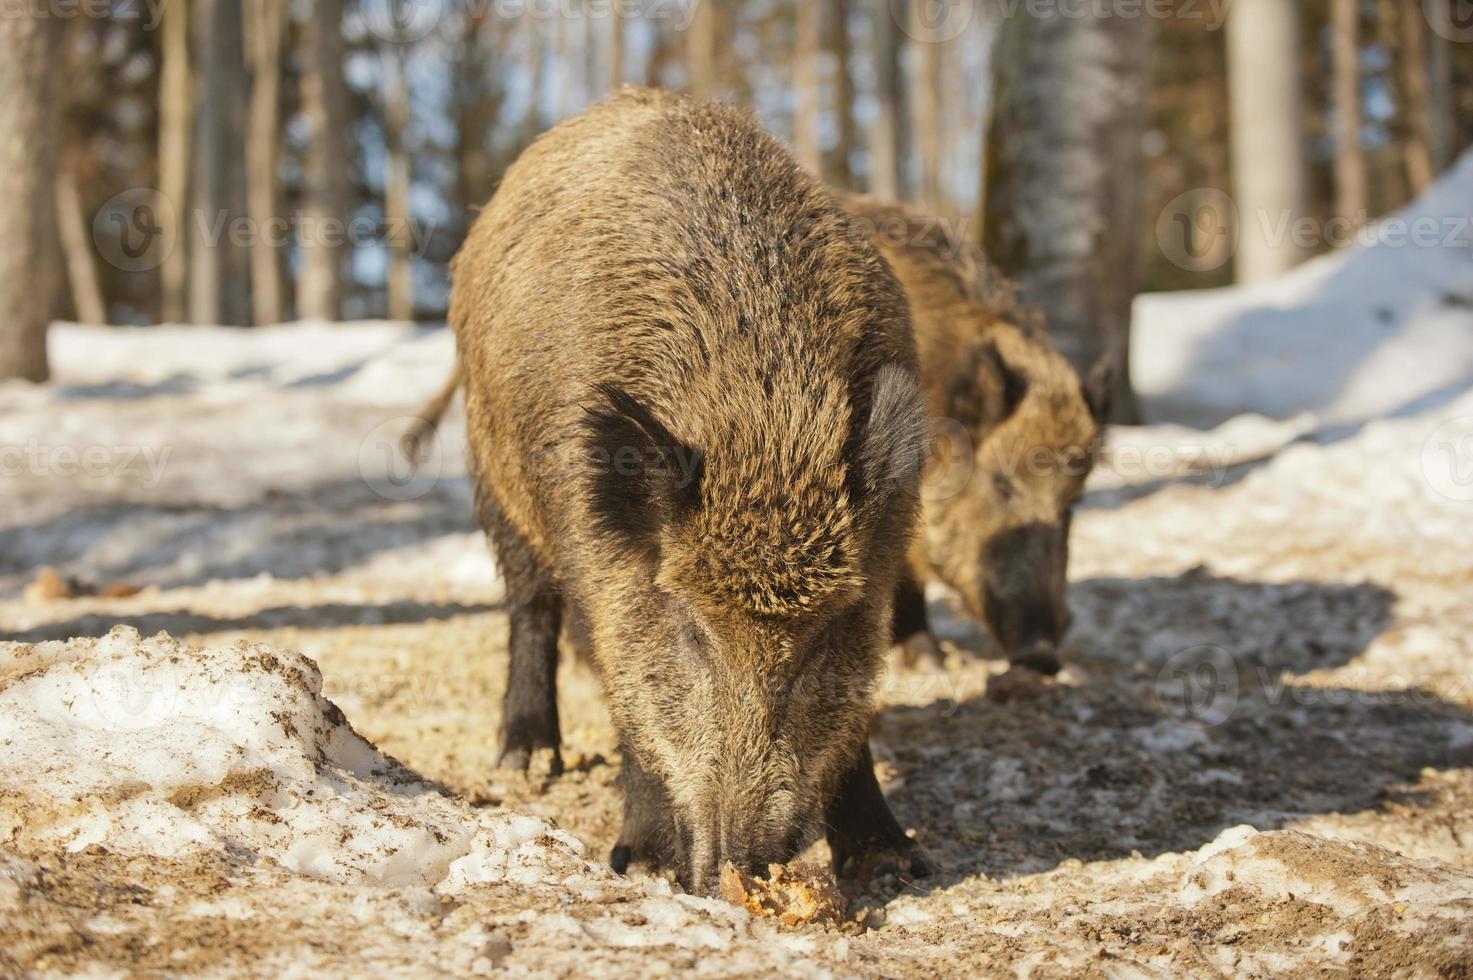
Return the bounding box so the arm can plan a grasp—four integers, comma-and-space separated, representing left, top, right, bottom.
0, 627, 845, 976
1134, 150, 1473, 428
3, 158, 1473, 973
0, 627, 589, 887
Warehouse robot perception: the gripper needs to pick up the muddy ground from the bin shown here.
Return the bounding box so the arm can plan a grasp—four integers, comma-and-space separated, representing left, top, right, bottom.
2, 325, 1471, 976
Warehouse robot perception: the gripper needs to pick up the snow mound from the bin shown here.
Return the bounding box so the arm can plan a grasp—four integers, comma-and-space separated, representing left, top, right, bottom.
1135, 150, 1473, 427
0, 627, 588, 889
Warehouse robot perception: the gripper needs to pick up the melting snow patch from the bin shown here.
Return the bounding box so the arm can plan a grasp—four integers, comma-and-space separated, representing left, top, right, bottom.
0, 627, 594, 890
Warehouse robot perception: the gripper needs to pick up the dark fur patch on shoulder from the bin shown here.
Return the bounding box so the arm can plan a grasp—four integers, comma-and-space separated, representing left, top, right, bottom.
582, 384, 702, 547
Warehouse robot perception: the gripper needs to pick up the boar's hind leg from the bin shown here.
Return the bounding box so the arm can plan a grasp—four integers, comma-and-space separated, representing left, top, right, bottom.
825, 743, 932, 879
483, 497, 564, 775
609, 746, 678, 875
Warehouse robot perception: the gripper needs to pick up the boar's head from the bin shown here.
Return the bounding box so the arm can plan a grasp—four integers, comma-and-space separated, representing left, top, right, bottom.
580, 365, 925, 894
924, 326, 1102, 674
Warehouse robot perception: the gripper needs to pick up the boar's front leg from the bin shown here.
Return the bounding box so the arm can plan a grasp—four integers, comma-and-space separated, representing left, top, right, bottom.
483, 496, 564, 775
609, 745, 678, 875
891, 571, 929, 644
826, 742, 932, 879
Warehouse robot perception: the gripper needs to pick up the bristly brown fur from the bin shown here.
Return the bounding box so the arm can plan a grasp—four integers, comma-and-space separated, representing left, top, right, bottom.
450, 90, 925, 892
842, 194, 1100, 670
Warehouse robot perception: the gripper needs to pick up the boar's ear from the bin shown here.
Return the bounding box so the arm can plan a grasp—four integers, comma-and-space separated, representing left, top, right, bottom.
583, 383, 703, 548
950, 341, 1028, 432
851, 365, 927, 500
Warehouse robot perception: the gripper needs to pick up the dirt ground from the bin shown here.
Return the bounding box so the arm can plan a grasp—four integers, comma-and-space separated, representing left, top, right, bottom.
2, 326, 1472, 976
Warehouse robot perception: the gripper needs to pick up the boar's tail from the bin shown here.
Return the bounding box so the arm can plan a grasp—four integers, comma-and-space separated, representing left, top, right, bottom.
400, 360, 464, 467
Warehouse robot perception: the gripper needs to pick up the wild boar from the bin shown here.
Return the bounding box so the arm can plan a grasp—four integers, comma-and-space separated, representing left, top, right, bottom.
842, 196, 1104, 675
448, 90, 929, 893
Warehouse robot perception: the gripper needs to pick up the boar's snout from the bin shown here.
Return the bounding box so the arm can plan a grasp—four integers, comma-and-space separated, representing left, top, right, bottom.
980, 522, 1069, 674
680, 777, 805, 896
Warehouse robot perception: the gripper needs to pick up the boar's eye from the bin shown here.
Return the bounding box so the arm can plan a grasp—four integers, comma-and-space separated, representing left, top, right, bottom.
992, 472, 1015, 504
674, 607, 714, 664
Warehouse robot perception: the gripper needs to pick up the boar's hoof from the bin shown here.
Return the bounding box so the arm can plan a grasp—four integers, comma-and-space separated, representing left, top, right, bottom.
898, 633, 942, 668
497, 743, 564, 777
1011, 645, 1062, 676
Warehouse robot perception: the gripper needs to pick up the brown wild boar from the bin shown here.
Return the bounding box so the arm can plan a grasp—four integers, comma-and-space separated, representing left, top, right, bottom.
448, 90, 930, 893
842, 196, 1104, 675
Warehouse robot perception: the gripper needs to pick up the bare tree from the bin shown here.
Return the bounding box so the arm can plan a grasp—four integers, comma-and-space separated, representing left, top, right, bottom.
521, 16, 546, 147
794, 0, 823, 173
687, 0, 719, 99
982, 6, 1152, 423
1332, 0, 1368, 225
454, 9, 499, 216
299, 0, 351, 321
246, 0, 287, 325
867, 0, 903, 199
0, 12, 63, 379
190, 0, 252, 326
1398, 0, 1436, 193
159, 0, 191, 323
909, 2, 943, 207
1227, 0, 1309, 283
382, 38, 413, 321
610, 3, 625, 91
827, 0, 856, 189
1427, 0, 1455, 170
55, 148, 107, 325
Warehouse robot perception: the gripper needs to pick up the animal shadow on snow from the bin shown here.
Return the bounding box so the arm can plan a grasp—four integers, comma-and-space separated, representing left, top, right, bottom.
875, 568, 1473, 892
0, 477, 479, 599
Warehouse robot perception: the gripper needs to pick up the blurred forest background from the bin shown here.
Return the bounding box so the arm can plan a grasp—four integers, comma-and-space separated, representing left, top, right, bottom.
0, 0, 1470, 420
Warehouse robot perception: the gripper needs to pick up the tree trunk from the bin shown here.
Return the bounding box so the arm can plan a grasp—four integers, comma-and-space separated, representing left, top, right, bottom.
1399, 0, 1436, 193
521, 17, 545, 147
794, 0, 823, 173
299, 0, 350, 321
382, 41, 413, 322
246, 0, 287, 325
1332, 0, 1367, 226
982, 6, 1151, 424
190, 0, 252, 326
1427, 0, 1455, 170
867, 0, 903, 199
159, 0, 191, 324
1227, 0, 1309, 283
910, 2, 943, 207
0, 14, 63, 379
687, 0, 718, 99
55, 150, 107, 325
455, 10, 497, 217
610, 4, 624, 91
553, 9, 573, 121
827, 0, 856, 189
